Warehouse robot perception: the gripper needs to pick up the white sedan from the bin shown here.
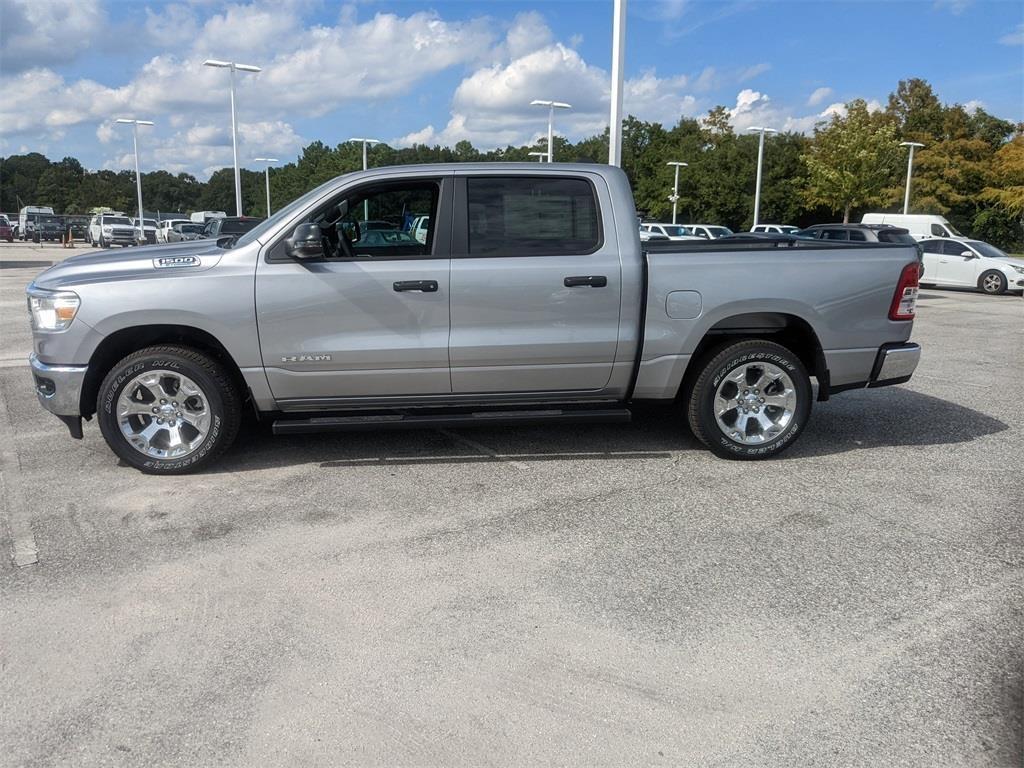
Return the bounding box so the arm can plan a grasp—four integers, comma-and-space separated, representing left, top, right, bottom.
920, 238, 1024, 295
640, 223, 703, 241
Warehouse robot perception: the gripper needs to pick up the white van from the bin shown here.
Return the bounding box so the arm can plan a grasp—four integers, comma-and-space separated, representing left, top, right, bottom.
861, 213, 964, 241
19, 205, 55, 241
190, 210, 226, 224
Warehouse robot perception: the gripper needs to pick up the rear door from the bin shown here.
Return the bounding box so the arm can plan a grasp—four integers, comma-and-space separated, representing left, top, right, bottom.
256, 175, 453, 404
448, 173, 622, 394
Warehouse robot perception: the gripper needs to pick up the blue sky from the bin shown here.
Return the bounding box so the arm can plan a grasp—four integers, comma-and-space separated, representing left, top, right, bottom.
1, 0, 1021, 178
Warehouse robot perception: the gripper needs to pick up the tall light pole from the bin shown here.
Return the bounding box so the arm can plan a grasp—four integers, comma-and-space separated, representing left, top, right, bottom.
203, 59, 261, 217
900, 141, 925, 215
666, 161, 688, 225
351, 138, 380, 220
747, 126, 777, 228
253, 157, 278, 216
115, 118, 154, 244
530, 100, 571, 163
608, 0, 626, 167
528, 151, 547, 162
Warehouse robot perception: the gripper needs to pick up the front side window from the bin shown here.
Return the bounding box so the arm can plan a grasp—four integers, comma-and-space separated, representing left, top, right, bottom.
467, 176, 600, 257
822, 229, 848, 241
930, 223, 948, 237
338, 182, 438, 257
943, 240, 971, 256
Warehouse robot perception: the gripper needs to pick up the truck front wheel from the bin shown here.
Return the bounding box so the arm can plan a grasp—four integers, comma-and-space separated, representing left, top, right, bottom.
97, 345, 241, 474
686, 339, 812, 460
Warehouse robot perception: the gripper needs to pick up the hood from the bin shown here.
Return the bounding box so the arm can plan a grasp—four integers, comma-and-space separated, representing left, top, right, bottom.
32, 240, 224, 290
991, 256, 1024, 268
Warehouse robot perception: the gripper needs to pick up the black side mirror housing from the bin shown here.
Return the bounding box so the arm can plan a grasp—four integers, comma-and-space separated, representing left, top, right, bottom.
285, 223, 325, 260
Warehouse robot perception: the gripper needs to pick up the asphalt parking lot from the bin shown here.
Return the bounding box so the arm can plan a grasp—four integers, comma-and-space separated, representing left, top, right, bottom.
1, 239, 1021, 767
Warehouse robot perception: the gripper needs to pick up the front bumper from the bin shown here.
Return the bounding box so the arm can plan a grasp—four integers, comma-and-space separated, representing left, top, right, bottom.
30, 353, 87, 417
868, 342, 921, 388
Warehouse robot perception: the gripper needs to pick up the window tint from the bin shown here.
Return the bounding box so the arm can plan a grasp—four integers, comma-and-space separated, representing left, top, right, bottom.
930, 223, 947, 237
467, 177, 600, 256
921, 239, 944, 253
943, 240, 970, 256
221, 219, 261, 234
821, 229, 848, 240
848, 229, 867, 241
877, 230, 916, 244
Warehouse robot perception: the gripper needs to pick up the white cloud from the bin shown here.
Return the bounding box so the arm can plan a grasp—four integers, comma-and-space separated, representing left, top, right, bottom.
144, 3, 200, 47
807, 87, 833, 106
964, 99, 985, 112
933, 0, 972, 14
0, 7, 496, 174
0, 0, 105, 73
999, 22, 1024, 45
738, 63, 771, 82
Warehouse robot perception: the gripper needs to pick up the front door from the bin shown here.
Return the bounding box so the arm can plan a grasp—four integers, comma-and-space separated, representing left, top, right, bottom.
936, 240, 976, 285
256, 176, 453, 405
448, 174, 622, 394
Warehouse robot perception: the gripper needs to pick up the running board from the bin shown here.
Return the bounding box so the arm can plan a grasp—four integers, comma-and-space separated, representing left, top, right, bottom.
272, 408, 632, 435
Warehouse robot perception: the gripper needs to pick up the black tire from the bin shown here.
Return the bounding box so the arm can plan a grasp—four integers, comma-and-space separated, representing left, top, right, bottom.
97, 345, 241, 474
686, 339, 812, 460
979, 270, 1007, 295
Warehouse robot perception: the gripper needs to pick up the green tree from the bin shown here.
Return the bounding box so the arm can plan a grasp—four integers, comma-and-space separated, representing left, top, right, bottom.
804, 99, 901, 222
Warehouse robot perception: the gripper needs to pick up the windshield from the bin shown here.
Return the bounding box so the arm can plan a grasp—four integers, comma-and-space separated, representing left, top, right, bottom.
176, 224, 203, 233
877, 230, 917, 244
234, 175, 348, 249
141, 219, 157, 227
708, 227, 733, 237
966, 241, 1008, 259
662, 226, 691, 237
105, 216, 131, 225
779, 226, 799, 233
221, 219, 262, 234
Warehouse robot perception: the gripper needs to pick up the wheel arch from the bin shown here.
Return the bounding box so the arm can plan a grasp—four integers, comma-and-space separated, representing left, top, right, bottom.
678, 312, 828, 402
80, 325, 247, 418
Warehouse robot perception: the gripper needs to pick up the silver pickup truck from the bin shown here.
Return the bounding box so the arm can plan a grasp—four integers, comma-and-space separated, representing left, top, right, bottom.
26, 164, 921, 473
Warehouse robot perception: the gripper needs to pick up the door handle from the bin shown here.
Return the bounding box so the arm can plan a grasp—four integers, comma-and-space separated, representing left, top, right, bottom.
564, 275, 608, 288
393, 280, 438, 292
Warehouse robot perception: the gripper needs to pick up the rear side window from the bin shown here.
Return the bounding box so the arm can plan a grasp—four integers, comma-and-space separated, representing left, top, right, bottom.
848, 230, 867, 241
921, 240, 944, 253
821, 229, 848, 240
467, 177, 601, 256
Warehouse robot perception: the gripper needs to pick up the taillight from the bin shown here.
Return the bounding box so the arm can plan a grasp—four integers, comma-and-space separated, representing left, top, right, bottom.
889, 262, 920, 321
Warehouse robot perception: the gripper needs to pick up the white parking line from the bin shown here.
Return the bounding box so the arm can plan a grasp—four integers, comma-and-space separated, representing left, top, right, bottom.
437, 429, 531, 472
0, 358, 29, 369
0, 377, 38, 566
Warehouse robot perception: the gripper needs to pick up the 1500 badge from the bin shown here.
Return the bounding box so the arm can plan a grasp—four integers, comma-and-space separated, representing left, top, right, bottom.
153, 255, 200, 268
281, 354, 332, 363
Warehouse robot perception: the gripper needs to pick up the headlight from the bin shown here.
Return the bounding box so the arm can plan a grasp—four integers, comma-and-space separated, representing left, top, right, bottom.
1011, 265, 1024, 275
27, 287, 80, 331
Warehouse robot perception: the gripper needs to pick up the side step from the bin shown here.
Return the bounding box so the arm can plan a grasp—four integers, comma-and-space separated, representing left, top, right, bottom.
272, 408, 632, 435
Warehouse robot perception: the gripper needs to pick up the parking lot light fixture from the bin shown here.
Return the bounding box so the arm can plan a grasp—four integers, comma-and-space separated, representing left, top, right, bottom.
253, 157, 278, 216
528, 151, 547, 162
666, 161, 688, 225
350, 138, 380, 219
203, 59, 262, 217
114, 118, 154, 244
899, 141, 925, 215
530, 100, 571, 163
747, 126, 777, 228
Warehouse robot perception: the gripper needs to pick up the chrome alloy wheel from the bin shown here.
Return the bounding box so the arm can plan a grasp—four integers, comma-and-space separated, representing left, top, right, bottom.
982, 273, 1003, 293
116, 369, 212, 459
713, 362, 796, 444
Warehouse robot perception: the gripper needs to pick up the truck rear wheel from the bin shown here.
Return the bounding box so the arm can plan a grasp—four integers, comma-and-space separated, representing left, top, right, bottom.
97, 345, 241, 474
686, 339, 812, 460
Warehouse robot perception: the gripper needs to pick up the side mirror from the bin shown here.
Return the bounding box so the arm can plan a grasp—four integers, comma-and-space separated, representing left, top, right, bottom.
285, 223, 325, 260
960, 250, 974, 258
